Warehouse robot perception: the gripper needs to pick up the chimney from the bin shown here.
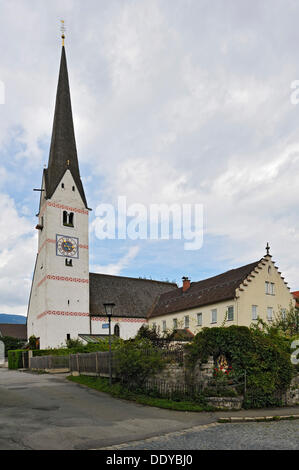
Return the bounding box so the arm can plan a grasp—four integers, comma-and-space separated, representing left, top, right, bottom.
182, 276, 191, 292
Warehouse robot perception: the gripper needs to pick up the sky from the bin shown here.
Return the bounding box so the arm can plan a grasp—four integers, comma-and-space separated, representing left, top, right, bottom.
0, 0, 299, 315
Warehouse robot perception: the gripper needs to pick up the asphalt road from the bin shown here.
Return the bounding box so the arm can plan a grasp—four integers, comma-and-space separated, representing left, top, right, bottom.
0, 368, 298, 450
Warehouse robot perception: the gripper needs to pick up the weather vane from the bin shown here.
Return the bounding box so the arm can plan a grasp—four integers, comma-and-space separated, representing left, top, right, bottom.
60, 20, 66, 46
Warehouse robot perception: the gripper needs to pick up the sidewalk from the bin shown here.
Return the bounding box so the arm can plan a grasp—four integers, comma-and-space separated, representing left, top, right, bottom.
216, 405, 299, 422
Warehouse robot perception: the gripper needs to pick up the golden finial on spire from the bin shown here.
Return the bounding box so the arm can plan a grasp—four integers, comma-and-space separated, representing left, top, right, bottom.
60, 20, 66, 46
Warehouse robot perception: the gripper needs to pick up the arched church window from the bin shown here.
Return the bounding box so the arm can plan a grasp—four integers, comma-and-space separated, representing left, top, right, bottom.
114, 324, 120, 337
63, 211, 68, 225
63, 211, 74, 227
69, 212, 74, 227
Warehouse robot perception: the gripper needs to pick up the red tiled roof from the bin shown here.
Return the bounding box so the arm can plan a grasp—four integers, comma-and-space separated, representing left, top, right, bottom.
148, 260, 262, 318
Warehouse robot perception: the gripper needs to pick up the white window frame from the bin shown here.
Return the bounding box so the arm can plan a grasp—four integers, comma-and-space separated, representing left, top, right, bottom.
162, 320, 167, 332
270, 283, 275, 295
173, 318, 178, 329
184, 316, 189, 328
252, 305, 258, 320
197, 313, 202, 326
267, 307, 273, 321
227, 306, 234, 321
211, 309, 217, 324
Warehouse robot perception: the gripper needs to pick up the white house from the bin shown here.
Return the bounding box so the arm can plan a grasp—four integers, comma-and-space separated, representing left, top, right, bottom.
148, 249, 295, 335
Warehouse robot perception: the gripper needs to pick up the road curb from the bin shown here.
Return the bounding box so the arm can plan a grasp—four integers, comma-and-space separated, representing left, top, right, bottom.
218, 414, 299, 423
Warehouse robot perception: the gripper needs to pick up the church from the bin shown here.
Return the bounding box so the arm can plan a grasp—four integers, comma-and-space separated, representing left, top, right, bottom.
27, 41, 177, 349
27, 40, 295, 350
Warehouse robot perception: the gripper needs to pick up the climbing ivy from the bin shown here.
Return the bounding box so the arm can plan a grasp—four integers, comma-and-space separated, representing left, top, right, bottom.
185, 325, 294, 408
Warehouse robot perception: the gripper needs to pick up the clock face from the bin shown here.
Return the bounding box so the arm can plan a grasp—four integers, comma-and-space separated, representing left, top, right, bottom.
56, 235, 79, 258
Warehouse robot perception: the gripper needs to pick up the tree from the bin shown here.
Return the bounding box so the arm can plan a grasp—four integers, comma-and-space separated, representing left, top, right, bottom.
272, 303, 299, 337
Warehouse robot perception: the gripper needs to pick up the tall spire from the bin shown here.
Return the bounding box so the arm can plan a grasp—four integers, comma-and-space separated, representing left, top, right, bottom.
45, 41, 88, 208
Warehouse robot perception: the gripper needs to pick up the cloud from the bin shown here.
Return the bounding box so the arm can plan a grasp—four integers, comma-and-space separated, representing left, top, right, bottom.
0, 0, 299, 316
91, 245, 140, 276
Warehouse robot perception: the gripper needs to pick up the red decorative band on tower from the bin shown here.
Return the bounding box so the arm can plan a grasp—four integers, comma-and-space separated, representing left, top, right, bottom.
37, 274, 89, 287
39, 201, 89, 217
37, 310, 89, 320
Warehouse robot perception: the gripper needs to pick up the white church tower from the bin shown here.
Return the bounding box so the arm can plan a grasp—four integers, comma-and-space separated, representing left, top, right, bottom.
27, 42, 90, 349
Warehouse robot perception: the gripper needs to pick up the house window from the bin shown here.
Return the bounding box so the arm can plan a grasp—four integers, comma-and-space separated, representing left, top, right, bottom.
267, 307, 273, 321
227, 306, 234, 321
282, 308, 287, 320
184, 316, 189, 328
162, 320, 167, 332
65, 258, 73, 267
252, 305, 258, 320
270, 283, 275, 295
197, 313, 202, 326
114, 324, 120, 337
173, 318, 178, 329
61, 183, 65, 190
66, 334, 70, 341
265, 281, 270, 294
211, 309, 217, 323
63, 211, 74, 227
72, 186, 75, 191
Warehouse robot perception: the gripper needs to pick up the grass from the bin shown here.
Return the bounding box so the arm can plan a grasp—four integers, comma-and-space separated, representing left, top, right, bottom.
67, 375, 216, 412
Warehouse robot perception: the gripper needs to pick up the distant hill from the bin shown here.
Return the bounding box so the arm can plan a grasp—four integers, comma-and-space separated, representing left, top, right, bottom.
0, 314, 26, 324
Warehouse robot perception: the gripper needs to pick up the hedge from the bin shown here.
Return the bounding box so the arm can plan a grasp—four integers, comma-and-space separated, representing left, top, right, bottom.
8, 350, 24, 369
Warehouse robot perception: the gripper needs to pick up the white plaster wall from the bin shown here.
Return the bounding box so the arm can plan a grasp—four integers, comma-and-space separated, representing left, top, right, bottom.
148, 299, 237, 335
91, 318, 146, 340
28, 170, 90, 349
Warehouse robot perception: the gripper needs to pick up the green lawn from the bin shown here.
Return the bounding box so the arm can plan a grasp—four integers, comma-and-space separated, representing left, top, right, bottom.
67, 375, 215, 412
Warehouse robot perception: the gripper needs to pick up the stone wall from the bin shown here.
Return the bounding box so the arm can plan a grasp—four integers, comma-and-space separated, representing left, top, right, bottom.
206, 396, 243, 410
284, 376, 299, 406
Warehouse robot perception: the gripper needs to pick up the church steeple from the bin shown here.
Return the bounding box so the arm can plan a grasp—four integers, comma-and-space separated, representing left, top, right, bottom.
45, 44, 88, 208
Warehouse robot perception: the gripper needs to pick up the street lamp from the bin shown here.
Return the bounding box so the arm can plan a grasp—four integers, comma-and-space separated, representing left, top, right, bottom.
103, 302, 115, 386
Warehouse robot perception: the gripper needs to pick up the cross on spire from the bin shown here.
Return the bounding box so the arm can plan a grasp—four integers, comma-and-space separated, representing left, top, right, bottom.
265, 242, 270, 256
60, 20, 66, 46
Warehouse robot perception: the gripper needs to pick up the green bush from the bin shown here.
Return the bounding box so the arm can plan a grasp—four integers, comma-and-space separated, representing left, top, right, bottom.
1, 336, 25, 356
8, 350, 24, 369
114, 338, 166, 387
32, 338, 124, 357
185, 325, 294, 408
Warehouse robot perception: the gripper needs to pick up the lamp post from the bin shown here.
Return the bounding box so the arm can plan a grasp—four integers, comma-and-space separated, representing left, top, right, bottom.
103, 302, 115, 386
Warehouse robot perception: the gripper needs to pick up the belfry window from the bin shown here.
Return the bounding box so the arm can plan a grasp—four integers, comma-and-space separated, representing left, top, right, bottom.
65, 259, 73, 267
63, 211, 74, 227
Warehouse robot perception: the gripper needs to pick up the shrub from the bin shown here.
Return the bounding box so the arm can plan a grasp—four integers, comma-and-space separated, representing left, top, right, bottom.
185, 325, 294, 408
1, 336, 25, 356
8, 350, 24, 369
114, 338, 166, 387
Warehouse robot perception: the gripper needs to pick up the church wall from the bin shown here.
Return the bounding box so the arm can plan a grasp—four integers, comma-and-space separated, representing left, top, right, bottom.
91, 317, 146, 340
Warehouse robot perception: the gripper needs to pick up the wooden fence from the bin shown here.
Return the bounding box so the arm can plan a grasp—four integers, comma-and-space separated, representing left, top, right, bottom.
69, 352, 117, 377
30, 355, 70, 370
